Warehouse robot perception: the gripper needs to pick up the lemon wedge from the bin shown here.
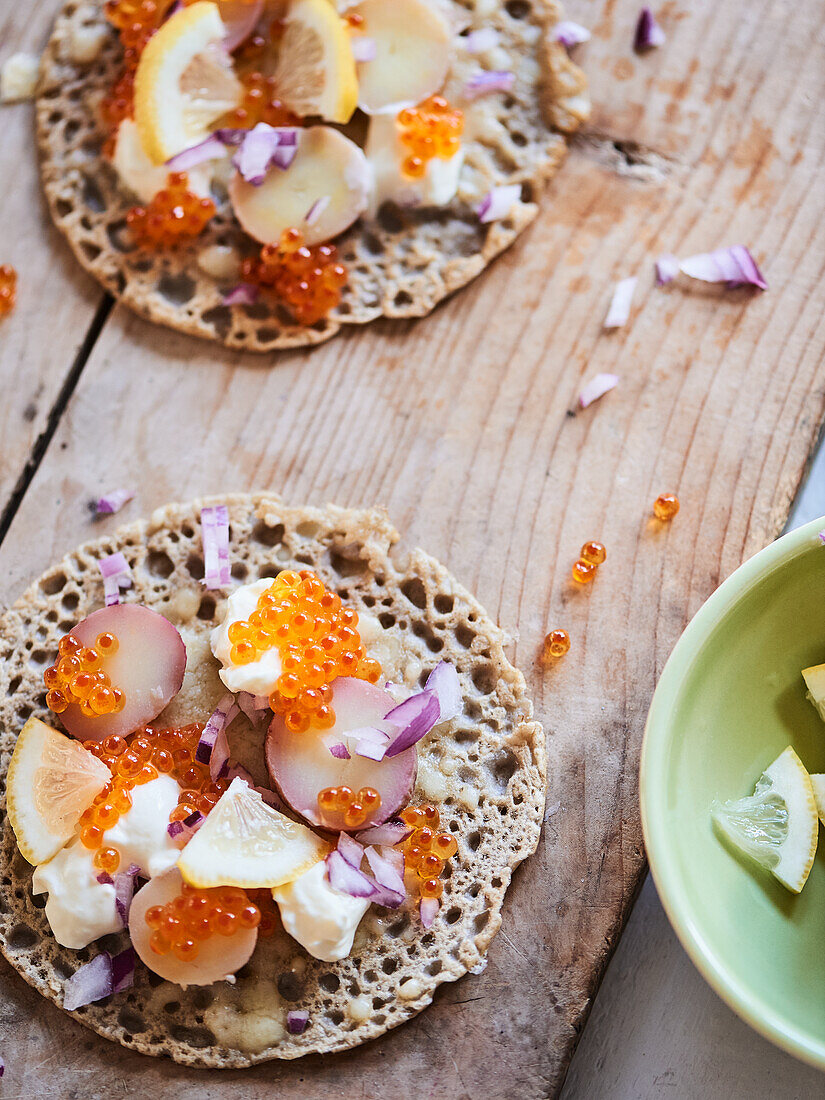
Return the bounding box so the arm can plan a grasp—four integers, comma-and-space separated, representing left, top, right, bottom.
802, 663, 825, 723
271, 0, 357, 124
134, 1, 243, 164
711, 746, 818, 893
6, 717, 111, 866
177, 776, 328, 889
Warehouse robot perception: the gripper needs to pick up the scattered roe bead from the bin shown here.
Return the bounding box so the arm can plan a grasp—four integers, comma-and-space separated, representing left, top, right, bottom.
580, 540, 606, 566
146, 883, 260, 960
100, 68, 135, 156
240, 228, 347, 326
542, 629, 570, 660
126, 173, 216, 248
399, 804, 457, 894
653, 493, 680, 521
219, 70, 299, 130
45, 633, 125, 717
317, 786, 381, 828
571, 559, 596, 584
0, 265, 17, 317
397, 95, 464, 179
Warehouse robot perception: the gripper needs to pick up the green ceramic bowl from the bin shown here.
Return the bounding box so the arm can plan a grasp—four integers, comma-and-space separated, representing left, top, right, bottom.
641, 515, 825, 1068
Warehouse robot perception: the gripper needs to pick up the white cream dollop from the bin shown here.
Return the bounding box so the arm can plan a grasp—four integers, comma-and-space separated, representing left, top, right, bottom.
273, 860, 370, 962
112, 118, 215, 203
31, 775, 182, 949
211, 579, 283, 696
364, 114, 463, 217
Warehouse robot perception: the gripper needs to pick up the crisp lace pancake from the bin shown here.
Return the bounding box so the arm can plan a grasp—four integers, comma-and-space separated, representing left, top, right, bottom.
0, 493, 544, 1066
36, 0, 588, 351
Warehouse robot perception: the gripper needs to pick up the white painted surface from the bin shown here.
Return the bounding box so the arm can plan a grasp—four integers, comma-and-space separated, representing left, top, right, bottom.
562, 442, 825, 1097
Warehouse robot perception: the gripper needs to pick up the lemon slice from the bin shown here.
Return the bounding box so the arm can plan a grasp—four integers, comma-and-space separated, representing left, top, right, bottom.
802, 663, 825, 723
177, 776, 328, 889
134, 1, 243, 165
810, 774, 825, 826
6, 717, 111, 866
711, 746, 818, 893
271, 0, 357, 124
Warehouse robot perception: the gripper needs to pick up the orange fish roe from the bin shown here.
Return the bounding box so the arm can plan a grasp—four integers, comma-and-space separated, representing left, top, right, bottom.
44, 632, 125, 717
399, 804, 457, 900
542, 628, 570, 660
397, 95, 464, 180
653, 493, 680, 521
580, 540, 606, 566
144, 883, 260, 961
247, 888, 279, 936
317, 785, 382, 829
227, 567, 380, 733
101, 69, 135, 156
126, 173, 216, 248
571, 558, 597, 584
79, 724, 230, 867
240, 229, 348, 326
0, 265, 17, 317
220, 70, 299, 130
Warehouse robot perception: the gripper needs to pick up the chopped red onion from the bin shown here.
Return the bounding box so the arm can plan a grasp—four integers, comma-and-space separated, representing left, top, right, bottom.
195, 694, 238, 784
223, 283, 258, 306
578, 372, 619, 409
464, 70, 515, 100
226, 763, 284, 809
304, 195, 330, 225
63, 953, 116, 1011
554, 20, 591, 48
337, 831, 365, 867
233, 124, 300, 184
355, 819, 413, 847
286, 1009, 309, 1034
113, 866, 140, 925
96, 871, 114, 885
655, 254, 679, 286
222, 0, 264, 50
364, 845, 405, 896
678, 246, 767, 290
634, 7, 665, 51
420, 896, 439, 928
325, 850, 377, 898
95, 489, 134, 516
383, 690, 441, 758
819, 530, 825, 545
212, 127, 246, 147
98, 551, 133, 607
604, 276, 637, 328
111, 947, 135, 995
201, 504, 231, 588
425, 661, 462, 722
236, 692, 270, 726
227, 762, 256, 785
354, 739, 387, 761
329, 741, 351, 760
168, 810, 205, 841
349, 724, 390, 762
461, 27, 499, 52
350, 36, 376, 62
476, 184, 521, 223
378, 844, 405, 877
165, 133, 228, 172
0, 1054, 4, 1078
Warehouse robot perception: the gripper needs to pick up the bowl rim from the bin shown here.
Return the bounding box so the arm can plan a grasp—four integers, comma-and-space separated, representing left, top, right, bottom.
640, 513, 825, 1070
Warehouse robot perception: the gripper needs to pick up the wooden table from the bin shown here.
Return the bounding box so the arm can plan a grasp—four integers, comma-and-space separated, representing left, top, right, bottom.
1, 0, 824, 1096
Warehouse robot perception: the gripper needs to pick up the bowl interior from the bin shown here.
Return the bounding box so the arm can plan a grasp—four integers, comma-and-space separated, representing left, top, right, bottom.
642, 517, 825, 1067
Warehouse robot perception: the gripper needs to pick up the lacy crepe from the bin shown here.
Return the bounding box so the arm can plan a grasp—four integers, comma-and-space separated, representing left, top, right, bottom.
0, 493, 544, 1067
36, 0, 589, 350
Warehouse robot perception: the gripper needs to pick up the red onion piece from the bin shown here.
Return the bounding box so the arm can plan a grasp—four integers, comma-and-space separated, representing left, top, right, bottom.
304, 195, 330, 225
223, 282, 258, 306
337, 831, 365, 868
96, 871, 114, 885
95, 489, 134, 516
383, 691, 440, 758
328, 741, 351, 760
111, 947, 136, 994
195, 694, 238, 779
634, 7, 665, 51
113, 865, 140, 925
420, 896, 439, 928
227, 763, 284, 809
221, 0, 264, 51
461, 27, 499, 52
354, 738, 387, 761
464, 70, 514, 100
476, 184, 521, 223
554, 20, 591, 48
168, 811, 205, 841
165, 133, 228, 172
0, 1054, 4, 1078
678, 246, 767, 290
63, 953, 115, 1011
354, 819, 412, 847
325, 850, 377, 898
98, 551, 133, 607
233, 124, 300, 184
201, 504, 231, 588
236, 692, 270, 725
604, 276, 637, 328
578, 372, 619, 409
286, 1009, 309, 1034
425, 661, 462, 722
364, 845, 405, 896
655, 254, 679, 286
350, 36, 376, 62
819, 531, 825, 545
212, 127, 246, 147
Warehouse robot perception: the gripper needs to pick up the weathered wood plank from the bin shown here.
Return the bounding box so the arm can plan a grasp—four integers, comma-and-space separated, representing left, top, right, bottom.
0, 0, 107, 516
1, 0, 824, 1095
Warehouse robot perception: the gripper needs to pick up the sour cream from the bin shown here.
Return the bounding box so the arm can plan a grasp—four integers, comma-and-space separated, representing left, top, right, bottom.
211, 579, 283, 696
364, 114, 463, 218
273, 860, 370, 962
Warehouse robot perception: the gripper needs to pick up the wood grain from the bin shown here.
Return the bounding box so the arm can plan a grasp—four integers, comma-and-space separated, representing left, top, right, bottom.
0, 0, 107, 517
1, 0, 825, 1095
